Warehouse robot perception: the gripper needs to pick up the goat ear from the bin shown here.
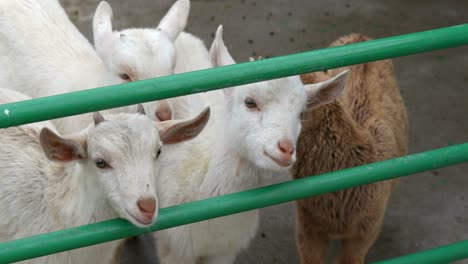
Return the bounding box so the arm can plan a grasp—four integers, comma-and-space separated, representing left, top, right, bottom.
93, 1, 114, 60
304, 69, 349, 109
156, 107, 210, 145
210, 25, 236, 98
157, 0, 189, 42
39, 128, 87, 162
210, 25, 236, 67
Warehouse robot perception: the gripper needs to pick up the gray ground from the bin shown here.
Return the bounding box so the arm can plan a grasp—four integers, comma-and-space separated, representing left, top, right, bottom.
61, 0, 468, 263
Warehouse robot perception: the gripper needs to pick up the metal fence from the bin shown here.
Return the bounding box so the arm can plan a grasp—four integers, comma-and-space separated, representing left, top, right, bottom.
0, 24, 467, 263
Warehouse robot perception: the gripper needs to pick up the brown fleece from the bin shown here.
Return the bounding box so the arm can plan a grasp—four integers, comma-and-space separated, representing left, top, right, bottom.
292, 34, 408, 264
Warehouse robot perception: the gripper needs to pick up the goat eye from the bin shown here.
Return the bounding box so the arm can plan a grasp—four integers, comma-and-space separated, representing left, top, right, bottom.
156, 148, 162, 159
95, 158, 111, 169
244, 97, 258, 110
119, 73, 131, 81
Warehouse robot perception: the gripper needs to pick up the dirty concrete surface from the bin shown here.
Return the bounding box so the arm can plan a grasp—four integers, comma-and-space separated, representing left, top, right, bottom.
60, 0, 468, 263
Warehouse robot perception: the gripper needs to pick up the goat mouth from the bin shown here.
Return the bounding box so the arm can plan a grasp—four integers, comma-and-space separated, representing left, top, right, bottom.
125, 209, 154, 226
263, 151, 292, 168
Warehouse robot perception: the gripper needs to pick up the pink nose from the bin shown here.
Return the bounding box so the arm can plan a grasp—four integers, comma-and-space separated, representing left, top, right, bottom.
137, 197, 156, 217
155, 108, 172, 121
278, 139, 295, 160
155, 101, 172, 121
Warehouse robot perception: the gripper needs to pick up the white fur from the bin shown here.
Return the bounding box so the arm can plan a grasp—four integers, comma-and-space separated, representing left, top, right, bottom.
0, 88, 209, 264
93, 0, 215, 122
0, 90, 157, 263
0, 0, 106, 135
93, 0, 215, 121
0, 0, 209, 135
0, 88, 56, 132
153, 26, 311, 264
140, 31, 215, 122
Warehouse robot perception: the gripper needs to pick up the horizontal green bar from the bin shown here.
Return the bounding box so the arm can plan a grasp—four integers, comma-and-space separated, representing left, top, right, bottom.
374, 240, 468, 264
0, 143, 467, 263
1, 24, 468, 128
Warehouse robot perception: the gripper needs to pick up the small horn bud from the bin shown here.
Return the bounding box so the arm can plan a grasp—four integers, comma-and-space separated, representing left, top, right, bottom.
93, 112, 105, 126
137, 104, 146, 115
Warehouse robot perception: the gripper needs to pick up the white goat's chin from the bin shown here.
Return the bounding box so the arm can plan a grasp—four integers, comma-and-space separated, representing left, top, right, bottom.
125, 208, 155, 227
249, 151, 292, 172
263, 150, 293, 168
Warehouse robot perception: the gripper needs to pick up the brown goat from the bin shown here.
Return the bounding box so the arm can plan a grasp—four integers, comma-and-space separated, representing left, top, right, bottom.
292, 34, 408, 264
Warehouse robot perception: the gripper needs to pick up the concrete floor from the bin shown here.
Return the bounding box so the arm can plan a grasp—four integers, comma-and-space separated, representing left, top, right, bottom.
61, 0, 468, 263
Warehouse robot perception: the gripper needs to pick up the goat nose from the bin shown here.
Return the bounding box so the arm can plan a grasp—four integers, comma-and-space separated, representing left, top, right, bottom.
155, 108, 172, 121
137, 197, 156, 217
155, 101, 172, 121
278, 139, 295, 155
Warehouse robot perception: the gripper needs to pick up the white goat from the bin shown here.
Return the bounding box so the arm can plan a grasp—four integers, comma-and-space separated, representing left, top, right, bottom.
0, 0, 208, 134
153, 25, 336, 264
0, 88, 210, 264
93, 0, 213, 121
0, 88, 56, 132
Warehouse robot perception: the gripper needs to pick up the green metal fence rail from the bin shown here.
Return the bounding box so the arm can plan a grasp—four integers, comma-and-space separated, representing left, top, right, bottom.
1, 24, 468, 128
374, 240, 468, 264
0, 24, 467, 263
0, 143, 467, 263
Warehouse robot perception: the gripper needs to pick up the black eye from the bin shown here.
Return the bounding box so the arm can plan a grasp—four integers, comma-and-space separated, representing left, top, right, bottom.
119, 73, 131, 81
95, 158, 111, 169
156, 148, 162, 159
244, 97, 258, 110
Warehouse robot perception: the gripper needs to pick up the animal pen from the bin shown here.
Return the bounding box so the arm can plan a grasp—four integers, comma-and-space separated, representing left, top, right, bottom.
0, 24, 467, 264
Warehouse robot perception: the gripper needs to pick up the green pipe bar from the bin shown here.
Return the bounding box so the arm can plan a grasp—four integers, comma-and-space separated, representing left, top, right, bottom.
1, 24, 468, 128
0, 143, 467, 263
374, 240, 468, 264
